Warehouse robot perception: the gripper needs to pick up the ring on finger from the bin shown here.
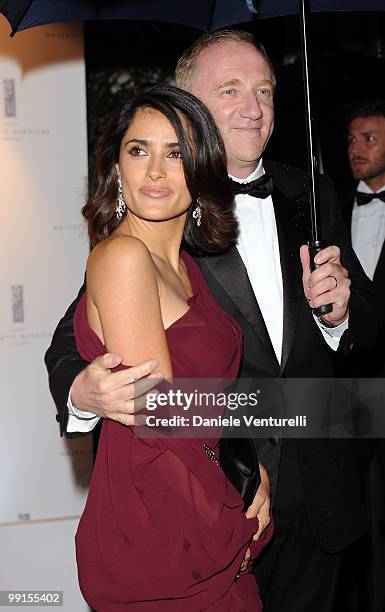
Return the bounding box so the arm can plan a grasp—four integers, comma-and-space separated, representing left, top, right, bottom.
331, 276, 338, 289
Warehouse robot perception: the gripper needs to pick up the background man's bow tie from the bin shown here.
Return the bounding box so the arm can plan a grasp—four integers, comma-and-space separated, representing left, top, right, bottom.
356, 190, 385, 206
230, 173, 274, 199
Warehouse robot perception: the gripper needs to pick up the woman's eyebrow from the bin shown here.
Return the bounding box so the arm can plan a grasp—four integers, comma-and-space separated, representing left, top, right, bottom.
124, 138, 179, 148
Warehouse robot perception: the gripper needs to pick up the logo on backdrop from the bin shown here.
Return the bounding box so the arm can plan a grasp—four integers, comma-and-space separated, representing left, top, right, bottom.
3, 79, 16, 118
12, 285, 24, 323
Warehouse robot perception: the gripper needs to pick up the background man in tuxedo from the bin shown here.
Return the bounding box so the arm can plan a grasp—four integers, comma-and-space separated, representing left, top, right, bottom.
339, 99, 385, 377
45, 31, 382, 611
337, 99, 385, 612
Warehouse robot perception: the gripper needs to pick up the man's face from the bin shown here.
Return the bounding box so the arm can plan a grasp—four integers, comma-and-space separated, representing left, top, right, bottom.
348, 115, 385, 191
189, 41, 275, 179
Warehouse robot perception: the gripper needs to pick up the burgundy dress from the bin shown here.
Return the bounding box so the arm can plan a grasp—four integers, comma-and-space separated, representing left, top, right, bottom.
74, 250, 272, 611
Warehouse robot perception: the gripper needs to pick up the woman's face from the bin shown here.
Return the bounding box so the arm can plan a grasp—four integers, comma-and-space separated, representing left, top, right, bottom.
117, 108, 192, 223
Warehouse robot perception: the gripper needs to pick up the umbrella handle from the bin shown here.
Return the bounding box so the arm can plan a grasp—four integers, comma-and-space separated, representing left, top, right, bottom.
308, 241, 333, 316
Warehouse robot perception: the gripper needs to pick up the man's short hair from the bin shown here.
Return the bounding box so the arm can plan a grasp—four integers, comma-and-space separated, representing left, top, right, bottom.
346, 99, 385, 127
175, 29, 276, 92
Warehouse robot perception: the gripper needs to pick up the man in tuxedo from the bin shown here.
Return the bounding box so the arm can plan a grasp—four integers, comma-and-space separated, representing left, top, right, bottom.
45, 32, 382, 611
339, 99, 385, 377
337, 99, 385, 612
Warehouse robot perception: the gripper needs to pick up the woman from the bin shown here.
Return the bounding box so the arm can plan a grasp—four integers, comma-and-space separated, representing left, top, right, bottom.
74, 84, 272, 610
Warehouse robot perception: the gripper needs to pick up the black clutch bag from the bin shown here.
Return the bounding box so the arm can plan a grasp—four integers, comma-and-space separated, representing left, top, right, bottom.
219, 437, 260, 511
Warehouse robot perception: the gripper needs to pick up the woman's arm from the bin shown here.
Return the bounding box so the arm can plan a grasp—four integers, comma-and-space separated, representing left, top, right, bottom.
87, 235, 173, 379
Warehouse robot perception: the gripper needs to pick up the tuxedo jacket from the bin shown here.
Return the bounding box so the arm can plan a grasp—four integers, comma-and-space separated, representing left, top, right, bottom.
45, 161, 382, 554
338, 182, 385, 377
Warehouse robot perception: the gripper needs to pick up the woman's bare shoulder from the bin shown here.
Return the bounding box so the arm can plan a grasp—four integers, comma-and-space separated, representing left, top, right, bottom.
87, 235, 154, 279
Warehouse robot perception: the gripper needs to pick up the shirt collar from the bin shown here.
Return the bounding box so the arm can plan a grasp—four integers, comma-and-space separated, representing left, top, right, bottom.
357, 180, 385, 194
228, 159, 264, 184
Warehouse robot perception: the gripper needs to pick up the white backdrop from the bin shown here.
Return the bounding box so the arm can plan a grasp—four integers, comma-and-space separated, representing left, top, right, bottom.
0, 16, 92, 611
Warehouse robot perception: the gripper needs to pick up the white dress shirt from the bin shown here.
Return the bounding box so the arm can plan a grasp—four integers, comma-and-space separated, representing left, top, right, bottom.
351, 180, 385, 280
67, 161, 347, 432
231, 162, 284, 361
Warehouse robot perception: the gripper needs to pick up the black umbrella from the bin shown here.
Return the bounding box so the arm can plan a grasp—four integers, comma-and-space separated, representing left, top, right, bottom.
1, 0, 384, 314
0, 0, 383, 35
1, 0, 255, 34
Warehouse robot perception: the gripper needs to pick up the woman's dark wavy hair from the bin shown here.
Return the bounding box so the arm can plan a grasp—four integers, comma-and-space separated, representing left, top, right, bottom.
82, 83, 237, 253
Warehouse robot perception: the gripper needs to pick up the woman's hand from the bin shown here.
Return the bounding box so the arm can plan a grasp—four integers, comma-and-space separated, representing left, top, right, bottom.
239, 546, 251, 574
245, 462, 271, 541
237, 463, 270, 578
237, 463, 271, 576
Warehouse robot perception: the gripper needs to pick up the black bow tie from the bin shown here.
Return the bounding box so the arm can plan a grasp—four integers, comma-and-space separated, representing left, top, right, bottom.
356, 190, 385, 206
229, 173, 274, 199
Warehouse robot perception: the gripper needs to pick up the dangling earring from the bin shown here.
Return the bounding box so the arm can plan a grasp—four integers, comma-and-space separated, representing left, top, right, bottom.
115, 175, 127, 221
192, 197, 202, 227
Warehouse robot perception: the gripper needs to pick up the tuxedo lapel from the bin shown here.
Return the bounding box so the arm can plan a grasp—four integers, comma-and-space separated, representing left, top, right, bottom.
339, 184, 357, 242
373, 241, 385, 300
199, 248, 278, 360
344, 205, 353, 241
267, 163, 306, 373
341, 184, 385, 299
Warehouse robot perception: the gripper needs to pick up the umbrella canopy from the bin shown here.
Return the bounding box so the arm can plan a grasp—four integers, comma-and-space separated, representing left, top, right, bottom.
0, 0, 384, 35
